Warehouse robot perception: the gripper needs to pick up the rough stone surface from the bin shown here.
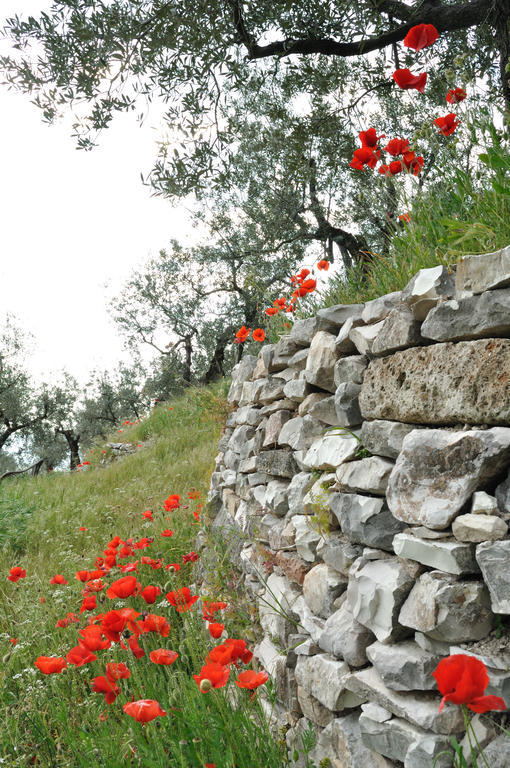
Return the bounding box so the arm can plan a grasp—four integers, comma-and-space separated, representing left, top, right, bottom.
290, 317, 319, 346
366, 640, 442, 691
259, 377, 286, 404
283, 378, 311, 403
349, 321, 385, 356
336, 456, 394, 495
292, 595, 326, 642
302, 433, 360, 470
287, 347, 309, 371
393, 532, 479, 575
262, 410, 293, 448
317, 303, 364, 333
386, 428, 510, 529
296, 686, 335, 727
398, 571, 493, 642
304, 331, 339, 392
422, 288, 510, 342
478, 734, 510, 767
360, 340, 510, 426
308, 395, 341, 426
360, 420, 422, 459
278, 415, 323, 451
334, 355, 368, 388
476, 540, 510, 613
256, 449, 298, 478
259, 573, 300, 641
293, 515, 322, 562
456, 245, 510, 295
265, 479, 291, 517
295, 654, 363, 712
362, 292, 403, 325
275, 551, 312, 586
372, 307, 423, 356
336, 315, 366, 355
401, 265, 455, 320
359, 711, 452, 767
272, 336, 302, 368
312, 714, 396, 768
334, 382, 362, 427
319, 601, 375, 667
316, 535, 363, 576
330, 493, 404, 551
298, 392, 329, 416
347, 556, 421, 643
287, 472, 316, 515
303, 563, 348, 619
452, 513, 508, 542
471, 491, 500, 515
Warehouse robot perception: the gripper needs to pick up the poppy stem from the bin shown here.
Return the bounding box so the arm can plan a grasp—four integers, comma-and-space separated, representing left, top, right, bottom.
462, 706, 491, 768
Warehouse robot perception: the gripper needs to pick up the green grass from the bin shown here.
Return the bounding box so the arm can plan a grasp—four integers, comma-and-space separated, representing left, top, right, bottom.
0, 382, 286, 768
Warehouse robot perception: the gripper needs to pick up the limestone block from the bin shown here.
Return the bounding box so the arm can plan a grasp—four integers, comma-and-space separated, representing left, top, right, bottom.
334, 355, 368, 388
275, 551, 312, 586
290, 317, 320, 346
283, 378, 311, 403
274, 367, 300, 383
259, 573, 301, 641
302, 433, 359, 470
334, 382, 362, 426
316, 535, 363, 576
372, 306, 423, 356
456, 245, 510, 294
335, 456, 394, 495
476, 540, 510, 613
398, 571, 493, 642
362, 291, 403, 325
252, 354, 268, 379
297, 686, 335, 727
257, 513, 283, 543
392, 532, 479, 575
258, 376, 286, 404
496, 470, 510, 515
292, 595, 326, 642
272, 336, 302, 369
335, 315, 366, 354
309, 394, 341, 426
317, 303, 364, 333
262, 409, 293, 448
386, 428, 510, 529
346, 666, 465, 734
481, 734, 510, 768
235, 405, 262, 426
346, 556, 421, 643
452, 513, 508, 542
349, 320, 385, 355
303, 564, 348, 619
471, 491, 500, 515
260, 397, 297, 415
228, 354, 258, 399
360, 419, 422, 459
366, 640, 442, 691
238, 456, 257, 474
227, 424, 255, 454
295, 654, 362, 712
330, 493, 404, 551
298, 391, 329, 416
359, 710, 452, 767
278, 415, 323, 452
422, 288, 510, 343
254, 635, 283, 677
287, 472, 316, 515
256, 449, 298, 478
360, 340, 510, 426
304, 331, 339, 392
302, 473, 336, 516
401, 264, 455, 320
319, 601, 375, 667
311, 713, 396, 768
265, 479, 290, 517
270, 517, 295, 550
293, 515, 322, 563
287, 348, 309, 370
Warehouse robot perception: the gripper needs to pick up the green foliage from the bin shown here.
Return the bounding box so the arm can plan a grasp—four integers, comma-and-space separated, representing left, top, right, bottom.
0, 487, 35, 552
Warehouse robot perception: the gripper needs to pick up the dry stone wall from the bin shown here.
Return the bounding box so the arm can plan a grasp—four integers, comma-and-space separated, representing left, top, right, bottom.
206, 245, 510, 768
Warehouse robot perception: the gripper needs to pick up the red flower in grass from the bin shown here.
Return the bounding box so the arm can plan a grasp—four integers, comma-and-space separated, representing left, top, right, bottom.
8, 567, 26, 582
105, 662, 130, 681
140, 585, 161, 604
384, 137, 410, 156
208, 623, 225, 639
399, 212, 411, 223
182, 551, 199, 564
202, 601, 227, 621
359, 127, 385, 148
50, 574, 68, 585
317, 260, 330, 271
207, 643, 235, 666
404, 23, 439, 51
433, 654, 506, 713
138, 613, 170, 637
393, 69, 427, 93
265, 307, 279, 316
224, 638, 253, 665
402, 151, 424, 175
252, 328, 265, 342
163, 494, 181, 511
235, 670, 269, 689
35, 656, 67, 674
193, 663, 230, 692
100, 610, 128, 642
79, 526, 87, 531
434, 113, 460, 136
150, 649, 179, 665
80, 595, 97, 613
106, 575, 141, 599
127, 635, 145, 659
66, 644, 97, 667
166, 587, 199, 613
91, 675, 120, 704
234, 325, 250, 344
160, 529, 174, 538
142, 510, 153, 521
446, 87, 467, 104
75, 570, 90, 582
123, 700, 166, 723
351, 146, 381, 170
79, 625, 111, 651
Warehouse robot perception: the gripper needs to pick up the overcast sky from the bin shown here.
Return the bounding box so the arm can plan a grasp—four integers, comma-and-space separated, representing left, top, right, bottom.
0, 1, 192, 384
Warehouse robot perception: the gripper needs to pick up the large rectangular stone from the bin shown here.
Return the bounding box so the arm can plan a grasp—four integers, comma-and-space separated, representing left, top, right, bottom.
456, 245, 510, 294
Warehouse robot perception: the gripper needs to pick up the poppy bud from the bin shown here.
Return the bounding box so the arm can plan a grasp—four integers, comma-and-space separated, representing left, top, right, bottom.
445, 68, 455, 82
199, 679, 212, 692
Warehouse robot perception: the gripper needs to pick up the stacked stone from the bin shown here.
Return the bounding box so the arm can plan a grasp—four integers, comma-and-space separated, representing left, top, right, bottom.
206, 245, 510, 768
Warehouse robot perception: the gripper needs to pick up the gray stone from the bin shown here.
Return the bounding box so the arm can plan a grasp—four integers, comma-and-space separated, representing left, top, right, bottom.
227, 424, 255, 454
293, 515, 322, 562
278, 415, 323, 451
257, 512, 284, 542
274, 366, 299, 383
334, 355, 368, 388
309, 395, 341, 426
295, 654, 363, 712
422, 288, 510, 342
252, 354, 268, 380
335, 456, 394, 495
458, 716, 497, 767
362, 291, 403, 325
287, 472, 316, 515
472, 490, 500, 515
387, 428, 510, 529
302, 473, 336, 516
296, 686, 335, 727
372, 306, 423, 356
414, 632, 451, 655
265, 479, 290, 516
259, 573, 300, 641
316, 535, 363, 576
319, 601, 374, 667
235, 405, 262, 426
402, 264, 455, 320
304, 331, 339, 393
346, 666, 465, 734
476, 540, 510, 613
452, 513, 508, 542
290, 317, 319, 346
227, 355, 258, 402
398, 571, 493, 642
303, 563, 348, 618
238, 456, 257, 474
393, 532, 479, 575
409, 526, 452, 540
360, 419, 422, 460
456, 245, 510, 295
366, 640, 442, 691
330, 493, 404, 551
312, 713, 395, 768
349, 321, 385, 355
260, 398, 297, 416
334, 382, 362, 426
360, 339, 510, 426
475, 734, 510, 768
258, 376, 286, 404
335, 315, 366, 355
317, 303, 364, 332
359, 710, 452, 767
256, 449, 298, 478
298, 391, 328, 416
347, 555, 421, 643
302, 433, 359, 470
287, 347, 309, 371
292, 595, 326, 642
272, 336, 302, 368
262, 410, 293, 448
283, 378, 311, 403
253, 635, 283, 677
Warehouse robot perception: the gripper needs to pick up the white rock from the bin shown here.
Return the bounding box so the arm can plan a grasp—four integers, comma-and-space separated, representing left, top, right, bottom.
471, 490, 500, 515
304, 331, 339, 392
336, 456, 394, 495
349, 321, 385, 355
303, 563, 347, 618
393, 532, 479, 575
452, 513, 508, 542
302, 433, 359, 470
295, 654, 362, 712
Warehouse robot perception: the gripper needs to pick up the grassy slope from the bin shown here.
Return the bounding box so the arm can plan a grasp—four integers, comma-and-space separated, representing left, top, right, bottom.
0, 383, 286, 768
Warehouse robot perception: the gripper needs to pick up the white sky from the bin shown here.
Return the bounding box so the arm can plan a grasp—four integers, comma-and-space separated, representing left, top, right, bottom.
0, 1, 192, 384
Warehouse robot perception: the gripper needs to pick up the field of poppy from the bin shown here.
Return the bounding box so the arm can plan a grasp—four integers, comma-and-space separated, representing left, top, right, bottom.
0, 383, 286, 768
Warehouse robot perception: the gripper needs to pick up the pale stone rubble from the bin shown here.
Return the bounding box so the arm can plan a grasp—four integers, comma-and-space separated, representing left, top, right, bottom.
204, 245, 510, 766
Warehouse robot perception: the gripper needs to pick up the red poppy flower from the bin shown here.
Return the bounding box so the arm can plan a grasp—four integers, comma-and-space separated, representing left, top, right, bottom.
85, 579, 104, 592
384, 137, 411, 156
128, 634, 145, 659
163, 494, 181, 511
182, 551, 199, 563
105, 662, 130, 681
359, 127, 385, 148
140, 585, 161, 604
8, 567, 26, 582
401, 151, 424, 175
79, 526, 87, 531
10, 638, 17, 645
75, 570, 90, 582
207, 643, 235, 666
434, 113, 460, 136
317, 260, 329, 271
159, 528, 174, 539
100, 610, 128, 642
224, 638, 253, 664
35, 656, 67, 674
193, 663, 230, 692
138, 613, 170, 637
142, 510, 153, 521
79, 595, 97, 614
252, 328, 265, 342
208, 623, 225, 639
202, 601, 227, 621
393, 69, 427, 93
91, 675, 120, 704
433, 654, 506, 713
404, 23, 439, 51
39, 597, 45, 603
265, 307, 279, 316
446, 87, 467, 104
66, 644, 97, 667
234, 326, 250, 344
123, 699, 167, 723
166, 587, 199, 612
235, 670, 269, 689
351, 146, 381, 170
106, 575, 141, 599
399, 212, 411, 223
50, 574, 68, 585
150, 649, 179, 665
79, 624, 112, 651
